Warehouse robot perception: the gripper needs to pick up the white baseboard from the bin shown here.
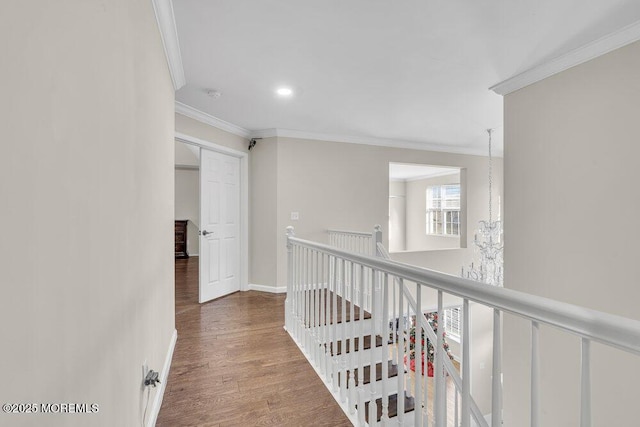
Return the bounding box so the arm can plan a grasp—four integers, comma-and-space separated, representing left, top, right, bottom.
248, 283, 287, 294
146, 329, 177, 427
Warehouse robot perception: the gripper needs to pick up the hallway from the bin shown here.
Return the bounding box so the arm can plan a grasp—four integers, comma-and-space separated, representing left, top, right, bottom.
157, 257, 351, 426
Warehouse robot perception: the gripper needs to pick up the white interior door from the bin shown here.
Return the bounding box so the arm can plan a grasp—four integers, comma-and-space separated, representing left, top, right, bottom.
199, 149, 240, 303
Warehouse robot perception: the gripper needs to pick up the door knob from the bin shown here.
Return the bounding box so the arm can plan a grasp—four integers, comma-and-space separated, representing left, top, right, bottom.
202, 230, 213, 236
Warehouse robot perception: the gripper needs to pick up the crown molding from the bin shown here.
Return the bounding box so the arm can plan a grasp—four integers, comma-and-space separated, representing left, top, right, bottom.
252, 128, 496, 157
490, 20, 640, 95
151, 0, 186, 90
174, 103, 500, 157
175, 102, 252, 138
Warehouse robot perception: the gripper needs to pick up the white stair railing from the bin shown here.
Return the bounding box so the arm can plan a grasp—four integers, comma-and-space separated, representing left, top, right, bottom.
326, 227, 382, 313
327, 228, 377, 256
285, 225, 640, 427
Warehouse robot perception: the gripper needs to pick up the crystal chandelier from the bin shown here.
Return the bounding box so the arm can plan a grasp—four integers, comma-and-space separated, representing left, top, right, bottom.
461, 129, 504, 286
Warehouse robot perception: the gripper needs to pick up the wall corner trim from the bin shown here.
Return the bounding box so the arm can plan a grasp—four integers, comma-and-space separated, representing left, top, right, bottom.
146, 328, 177, 427
490, 20, 640, 95
151, 0, 186, 90
248, 284, 287, 294
175, 102, 252, 139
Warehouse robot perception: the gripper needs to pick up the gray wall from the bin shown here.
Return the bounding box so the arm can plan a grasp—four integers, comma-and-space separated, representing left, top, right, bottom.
503, 40, 640, 426
0, 1, 175, 426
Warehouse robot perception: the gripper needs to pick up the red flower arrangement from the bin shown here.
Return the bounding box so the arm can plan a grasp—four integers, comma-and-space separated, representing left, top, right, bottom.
403, 312, 454, 377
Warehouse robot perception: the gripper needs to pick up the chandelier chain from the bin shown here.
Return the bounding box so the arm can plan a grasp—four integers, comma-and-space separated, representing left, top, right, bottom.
488, 128, 493, 224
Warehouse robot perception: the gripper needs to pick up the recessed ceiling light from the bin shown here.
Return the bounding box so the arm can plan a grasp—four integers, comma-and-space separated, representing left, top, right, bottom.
276, 87, 293, 97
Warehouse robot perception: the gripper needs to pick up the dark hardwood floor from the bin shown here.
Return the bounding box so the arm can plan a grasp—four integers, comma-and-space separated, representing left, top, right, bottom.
157, 257, 352, 427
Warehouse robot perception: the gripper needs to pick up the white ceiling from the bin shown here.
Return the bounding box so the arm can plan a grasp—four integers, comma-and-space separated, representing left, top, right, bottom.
173, 0, 640, 155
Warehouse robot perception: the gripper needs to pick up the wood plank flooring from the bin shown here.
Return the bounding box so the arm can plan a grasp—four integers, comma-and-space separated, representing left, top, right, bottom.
157, 257, 352, 427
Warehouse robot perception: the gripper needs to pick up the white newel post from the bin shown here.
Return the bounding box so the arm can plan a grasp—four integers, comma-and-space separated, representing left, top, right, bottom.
373, 224, 382, 257
285, 226, 294, 333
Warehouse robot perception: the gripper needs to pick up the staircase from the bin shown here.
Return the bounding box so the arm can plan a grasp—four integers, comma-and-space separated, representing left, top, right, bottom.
292, 285, 416, 426
285, 226, 486, 427
284, 226, 640, 427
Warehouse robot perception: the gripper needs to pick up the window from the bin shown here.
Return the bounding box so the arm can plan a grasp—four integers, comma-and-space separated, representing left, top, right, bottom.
444, 307, 461, 341
426, 184, 460, 236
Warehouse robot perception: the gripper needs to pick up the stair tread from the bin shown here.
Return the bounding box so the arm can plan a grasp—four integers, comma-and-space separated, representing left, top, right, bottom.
329, 335, 383, 356
301, 290, 371, 327
324, 289, 372, 324
364, 392, 415, 422
338, 360, 399, 388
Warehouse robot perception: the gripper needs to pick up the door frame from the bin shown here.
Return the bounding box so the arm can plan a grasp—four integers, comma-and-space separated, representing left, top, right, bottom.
175, 131, 249, 293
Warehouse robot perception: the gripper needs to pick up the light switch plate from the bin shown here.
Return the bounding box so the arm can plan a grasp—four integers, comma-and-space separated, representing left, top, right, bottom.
291, 212, 299, 220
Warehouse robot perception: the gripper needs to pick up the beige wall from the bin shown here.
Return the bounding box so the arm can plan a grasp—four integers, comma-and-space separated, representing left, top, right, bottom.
175, 140, 200, 166
175, 113, 248, 154
0, 1, 175, 426
503, 40, 640, 426
389, 180, 407, 252
249, 138, 279, 286
271, 136, 502, 289
405, 173, 462, 251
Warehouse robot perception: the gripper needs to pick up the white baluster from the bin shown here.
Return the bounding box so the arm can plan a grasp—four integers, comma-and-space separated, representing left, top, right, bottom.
492, 308, 502, 427
396, 279, 405, 426
455, 390, 459, 427
415, 285, 422, 427
392, 279, 397, 364
314, 250, 320, 365
381, 273, 390, 425
406, 300, 413, 399
444, 374, 448, 425
319, 251, 325, 377
324, 253, 331, 379
369, 268, 378, 426
286, 227, 294, 332
462, 299, 470, 427
358, 264, 366, 427
435, 291, 445, 426
341, 258, 348, 404
304, 248, 313, 359
332, 256, 339, 393
349, 261, 356, 413
307, 249, 316, 366
580, 338, 591, 427
424, 306, 430, 426
295, 246, 303, 346
531, 321, 540, 427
